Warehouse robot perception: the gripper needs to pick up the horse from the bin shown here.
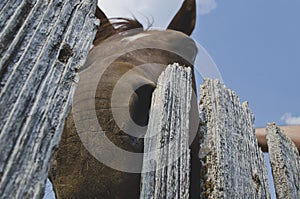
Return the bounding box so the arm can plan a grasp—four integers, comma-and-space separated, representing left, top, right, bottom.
48, 0, 201, 198
47, 1, 300, 198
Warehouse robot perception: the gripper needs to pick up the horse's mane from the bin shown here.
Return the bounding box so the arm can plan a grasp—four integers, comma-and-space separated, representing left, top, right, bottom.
94, 17, 144, 45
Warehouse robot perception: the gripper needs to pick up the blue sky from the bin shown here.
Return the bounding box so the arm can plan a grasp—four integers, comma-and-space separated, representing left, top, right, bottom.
44, 0, 300, 198
193, 0, 300, 128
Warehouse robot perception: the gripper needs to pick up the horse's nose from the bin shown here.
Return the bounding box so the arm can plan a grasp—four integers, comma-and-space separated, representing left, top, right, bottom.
129, 84, 156, 127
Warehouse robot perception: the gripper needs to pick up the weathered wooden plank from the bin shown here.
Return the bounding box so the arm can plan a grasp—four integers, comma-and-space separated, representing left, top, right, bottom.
140, 63, 192, 199
0, 0, 98, 198
256, 125, 300, 152
266, 123, 300, 199
198, 79, 270, 199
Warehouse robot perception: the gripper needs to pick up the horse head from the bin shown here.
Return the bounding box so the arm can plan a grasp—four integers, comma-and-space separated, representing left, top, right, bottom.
49, 1, 200, 198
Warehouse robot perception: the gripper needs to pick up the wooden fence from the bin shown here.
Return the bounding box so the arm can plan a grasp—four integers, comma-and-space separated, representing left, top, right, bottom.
0, 1, 299, 198
139, 65, 299, 199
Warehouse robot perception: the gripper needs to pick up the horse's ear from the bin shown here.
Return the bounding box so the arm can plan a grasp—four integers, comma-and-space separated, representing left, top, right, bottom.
167, 0, 196, 36
94, 6, 115, 44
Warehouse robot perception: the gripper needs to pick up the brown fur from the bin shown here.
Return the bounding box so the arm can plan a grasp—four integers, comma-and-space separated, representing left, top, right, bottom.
49, 1, 200, 198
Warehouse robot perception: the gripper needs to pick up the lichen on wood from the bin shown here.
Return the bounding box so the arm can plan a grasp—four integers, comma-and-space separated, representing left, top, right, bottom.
266, 123, 300, 199
198, 79, 270, 199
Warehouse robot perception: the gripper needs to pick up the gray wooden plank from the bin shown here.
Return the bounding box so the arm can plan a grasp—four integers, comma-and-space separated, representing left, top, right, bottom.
198, 79, 270, 199
266, 123, 300, 199
0, 0, 98, 198
140, 63, 192, 199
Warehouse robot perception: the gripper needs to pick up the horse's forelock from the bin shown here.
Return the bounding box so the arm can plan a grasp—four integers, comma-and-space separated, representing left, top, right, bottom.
94, 17, 144, 46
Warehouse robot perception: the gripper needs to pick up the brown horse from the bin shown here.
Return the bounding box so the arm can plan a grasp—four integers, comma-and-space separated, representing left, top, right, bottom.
48, 1, 300, 198
49, 1, 200, 198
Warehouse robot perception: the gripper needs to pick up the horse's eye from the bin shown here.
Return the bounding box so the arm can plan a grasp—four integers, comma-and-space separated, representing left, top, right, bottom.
129, 84, 155, 127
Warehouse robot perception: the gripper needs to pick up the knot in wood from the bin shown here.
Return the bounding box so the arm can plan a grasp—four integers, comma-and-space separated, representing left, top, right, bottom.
58, 43, 73, 63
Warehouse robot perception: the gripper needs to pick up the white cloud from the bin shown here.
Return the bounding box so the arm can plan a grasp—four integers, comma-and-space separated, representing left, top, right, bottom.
98, 0, 217, 28
198, 0, 217, 15
281, 112, 300, 125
